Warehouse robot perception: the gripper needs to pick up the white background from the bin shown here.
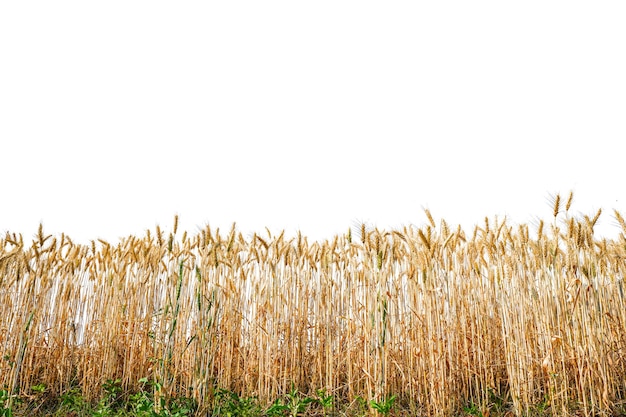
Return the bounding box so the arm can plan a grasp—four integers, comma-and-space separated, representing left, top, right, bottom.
1, 1, 625, 244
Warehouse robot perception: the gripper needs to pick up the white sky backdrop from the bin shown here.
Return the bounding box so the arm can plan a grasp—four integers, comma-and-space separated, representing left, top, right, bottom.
1, 1, 625, 244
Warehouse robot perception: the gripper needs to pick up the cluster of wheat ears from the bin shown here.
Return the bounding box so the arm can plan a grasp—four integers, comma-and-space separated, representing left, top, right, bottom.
1, 193, 626, 416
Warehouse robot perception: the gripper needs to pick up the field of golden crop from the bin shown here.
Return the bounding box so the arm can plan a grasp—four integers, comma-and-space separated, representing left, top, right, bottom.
2, 194, 626, 416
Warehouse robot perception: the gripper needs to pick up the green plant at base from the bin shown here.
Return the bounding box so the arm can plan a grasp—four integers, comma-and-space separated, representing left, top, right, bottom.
212, 388, 261, 417
129, 377, 196, 417
59, 387, 88, 414
166, 396, 197, 417
129, 389, 154, 416
354, 396, 369, 416
30, 383, 46, 395
462, 388, 509, 417
370, 395, 396, 415
92, 378, 123, 416
284, 385, 313, 417
24, 383, 48, 415
487, 387, 507, 415
262, 387, 313, 417
0, 388, 15, 417
265, 398, 289, 416
315, 389, 333, 415
463, 401, 485, 417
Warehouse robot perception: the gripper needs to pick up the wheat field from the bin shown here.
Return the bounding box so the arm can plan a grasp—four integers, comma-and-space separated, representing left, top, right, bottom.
2, 194, 626, 416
